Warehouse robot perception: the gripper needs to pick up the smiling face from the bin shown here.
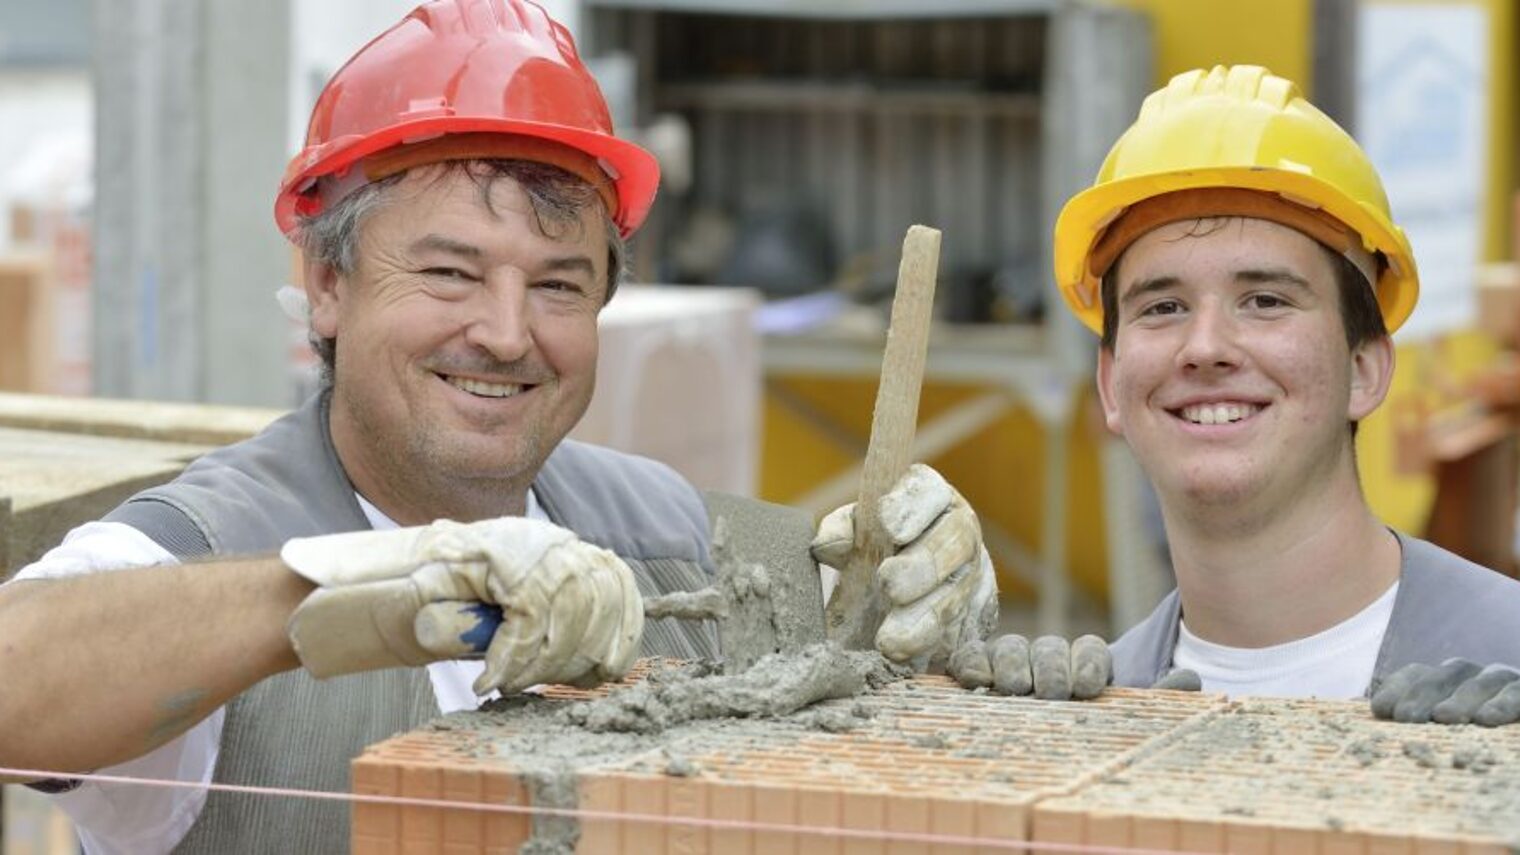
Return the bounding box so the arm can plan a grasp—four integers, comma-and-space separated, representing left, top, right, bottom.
1096, 217, 1393, 521
305, 166, 608, 523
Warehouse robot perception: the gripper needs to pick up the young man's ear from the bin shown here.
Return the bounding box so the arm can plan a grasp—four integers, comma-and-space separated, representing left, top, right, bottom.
1096, 347, 1124, 436
1348, 334, 1395, 422
302, 255, 342, 340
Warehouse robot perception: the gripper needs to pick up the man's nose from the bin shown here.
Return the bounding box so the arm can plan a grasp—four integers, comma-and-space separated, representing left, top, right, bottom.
1176, 301, 1241, 372
463, 277, 533, 361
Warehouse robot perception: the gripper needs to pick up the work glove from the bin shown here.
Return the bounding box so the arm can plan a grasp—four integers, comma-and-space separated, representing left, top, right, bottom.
1150, 667, 1203, 692
1369, 659, 1520, 726
811, 464, 998, 666
947, 634, 1112, 700
281, 517, 644, 696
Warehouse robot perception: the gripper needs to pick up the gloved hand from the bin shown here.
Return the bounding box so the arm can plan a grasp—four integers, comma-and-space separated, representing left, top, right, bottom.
1150, 668, 1203, 692
1370, 659, 1520, 726
281, 517, 644, 695
810, 464, 998, 665
947, 634, 1112, 699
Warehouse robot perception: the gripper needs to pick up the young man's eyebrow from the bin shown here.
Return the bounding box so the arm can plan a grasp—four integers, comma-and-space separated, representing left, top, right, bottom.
1120, 267, 1315, 307
1119, 275, 1180, 307
1233, 267, 1314, 290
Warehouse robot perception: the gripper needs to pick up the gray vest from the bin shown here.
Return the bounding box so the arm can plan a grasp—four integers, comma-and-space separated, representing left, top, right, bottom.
1112, 531, 1520, 689
102, 392, 724, 853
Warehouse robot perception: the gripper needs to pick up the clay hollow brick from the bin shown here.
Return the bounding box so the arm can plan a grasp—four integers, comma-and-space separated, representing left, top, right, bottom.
352, 664, 1520, 854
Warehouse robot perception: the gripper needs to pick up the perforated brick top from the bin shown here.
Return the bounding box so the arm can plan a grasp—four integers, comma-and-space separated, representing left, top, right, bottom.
1032, 697, 1520, 853
351, 667, 1221, 854
352, 665, 1520, 854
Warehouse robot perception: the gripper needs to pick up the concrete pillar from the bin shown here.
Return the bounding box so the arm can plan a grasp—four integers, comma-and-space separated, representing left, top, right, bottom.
1039, 3, 1154, 633
94, 0, 293, 407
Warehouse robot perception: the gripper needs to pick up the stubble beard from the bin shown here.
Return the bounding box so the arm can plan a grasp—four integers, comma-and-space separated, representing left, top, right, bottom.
340, 376, 554, 521
404, 412, 550, 519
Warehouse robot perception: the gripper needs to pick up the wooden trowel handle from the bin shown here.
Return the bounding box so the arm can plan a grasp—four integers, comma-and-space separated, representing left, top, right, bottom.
825, 224, 941, 650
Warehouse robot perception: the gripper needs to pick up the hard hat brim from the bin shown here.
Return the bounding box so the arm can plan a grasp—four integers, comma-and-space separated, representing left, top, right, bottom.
1054, 167, 1419, 336
275, 116, 660, 239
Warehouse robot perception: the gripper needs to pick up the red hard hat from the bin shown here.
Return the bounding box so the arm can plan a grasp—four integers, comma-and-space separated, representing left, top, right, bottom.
274, 0, 659, 239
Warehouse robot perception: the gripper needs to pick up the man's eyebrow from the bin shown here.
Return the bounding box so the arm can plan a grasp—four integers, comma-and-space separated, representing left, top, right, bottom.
410, 234, 482, 258
1119, 275, 1180, 307
1120, 267, 1315, 306
540, 255, 597, 277
1234, 267, 1313, 290
406, 240, 596, 278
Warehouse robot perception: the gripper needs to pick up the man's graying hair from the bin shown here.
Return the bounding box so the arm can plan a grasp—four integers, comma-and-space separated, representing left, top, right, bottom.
296, 159, 627, 385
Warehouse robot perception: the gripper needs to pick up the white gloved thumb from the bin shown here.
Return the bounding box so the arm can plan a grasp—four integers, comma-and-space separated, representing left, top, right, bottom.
809, 503, 856, 569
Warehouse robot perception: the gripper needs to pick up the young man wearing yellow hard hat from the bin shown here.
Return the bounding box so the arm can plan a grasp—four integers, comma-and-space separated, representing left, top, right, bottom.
1055, 65, 1520, 723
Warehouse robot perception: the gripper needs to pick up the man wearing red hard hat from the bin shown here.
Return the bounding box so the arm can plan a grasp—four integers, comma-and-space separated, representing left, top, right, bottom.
0, 2, 998, 851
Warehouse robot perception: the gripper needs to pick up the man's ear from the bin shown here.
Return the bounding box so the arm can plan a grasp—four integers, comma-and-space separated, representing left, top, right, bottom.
303, 255, 342, 340
1096, 346, 1124, 436
1348, 334, 1395, 421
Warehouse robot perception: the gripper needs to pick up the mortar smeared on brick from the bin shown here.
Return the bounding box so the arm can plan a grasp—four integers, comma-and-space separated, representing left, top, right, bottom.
431, 645, 907, 851
566, 642, 908, 733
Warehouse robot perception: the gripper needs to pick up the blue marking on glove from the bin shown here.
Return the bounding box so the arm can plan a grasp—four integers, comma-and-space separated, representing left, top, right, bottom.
458, 602, 503, 654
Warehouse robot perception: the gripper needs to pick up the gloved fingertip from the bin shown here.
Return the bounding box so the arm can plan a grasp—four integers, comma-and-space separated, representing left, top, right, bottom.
1369, 663, 1430, 719
1069, 636, 1112, 700
989, 634, 1032, 696
948, 639, 993, 689
1430, 701, 1471, 726
471, 673, 499, 697
874, 624, 933, 665
1151, 669, 1202, 693
1031, 637, 1073, 700
1392, 699, 1433, 725
1473, 683, 1520, 727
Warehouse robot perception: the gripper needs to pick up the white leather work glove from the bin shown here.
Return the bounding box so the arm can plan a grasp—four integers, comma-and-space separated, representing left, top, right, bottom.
810, 464, 998, 665
281, 517, 644, 695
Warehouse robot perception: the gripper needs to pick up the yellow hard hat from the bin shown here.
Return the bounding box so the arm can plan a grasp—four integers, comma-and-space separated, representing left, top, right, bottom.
1053, 65, 1419, 335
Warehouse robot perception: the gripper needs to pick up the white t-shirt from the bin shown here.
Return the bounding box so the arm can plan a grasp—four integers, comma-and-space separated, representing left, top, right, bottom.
7, 493, 541, 855
1173, 581, 1399, 700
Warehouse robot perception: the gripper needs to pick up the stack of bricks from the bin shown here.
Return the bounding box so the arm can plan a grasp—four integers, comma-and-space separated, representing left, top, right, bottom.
352, 667, 1520, 854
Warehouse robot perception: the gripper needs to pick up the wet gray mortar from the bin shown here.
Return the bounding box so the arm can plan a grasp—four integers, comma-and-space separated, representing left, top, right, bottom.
428, 644, 909, 852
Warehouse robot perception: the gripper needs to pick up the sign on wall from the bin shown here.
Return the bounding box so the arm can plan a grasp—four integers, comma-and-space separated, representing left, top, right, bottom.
1356, 3, 1489, 340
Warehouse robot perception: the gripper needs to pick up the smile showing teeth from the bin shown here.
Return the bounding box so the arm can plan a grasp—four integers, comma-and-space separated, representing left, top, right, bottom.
444, 375, 524, 399
1179, 402, 1260, 425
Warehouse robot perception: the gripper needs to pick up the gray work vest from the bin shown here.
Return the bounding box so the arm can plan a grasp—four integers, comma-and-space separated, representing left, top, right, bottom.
102, 391, 725, 854
1112, 531, 1520, 689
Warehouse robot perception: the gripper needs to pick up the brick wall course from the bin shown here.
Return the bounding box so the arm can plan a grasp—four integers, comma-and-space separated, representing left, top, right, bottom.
352, 664, 1520, 853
